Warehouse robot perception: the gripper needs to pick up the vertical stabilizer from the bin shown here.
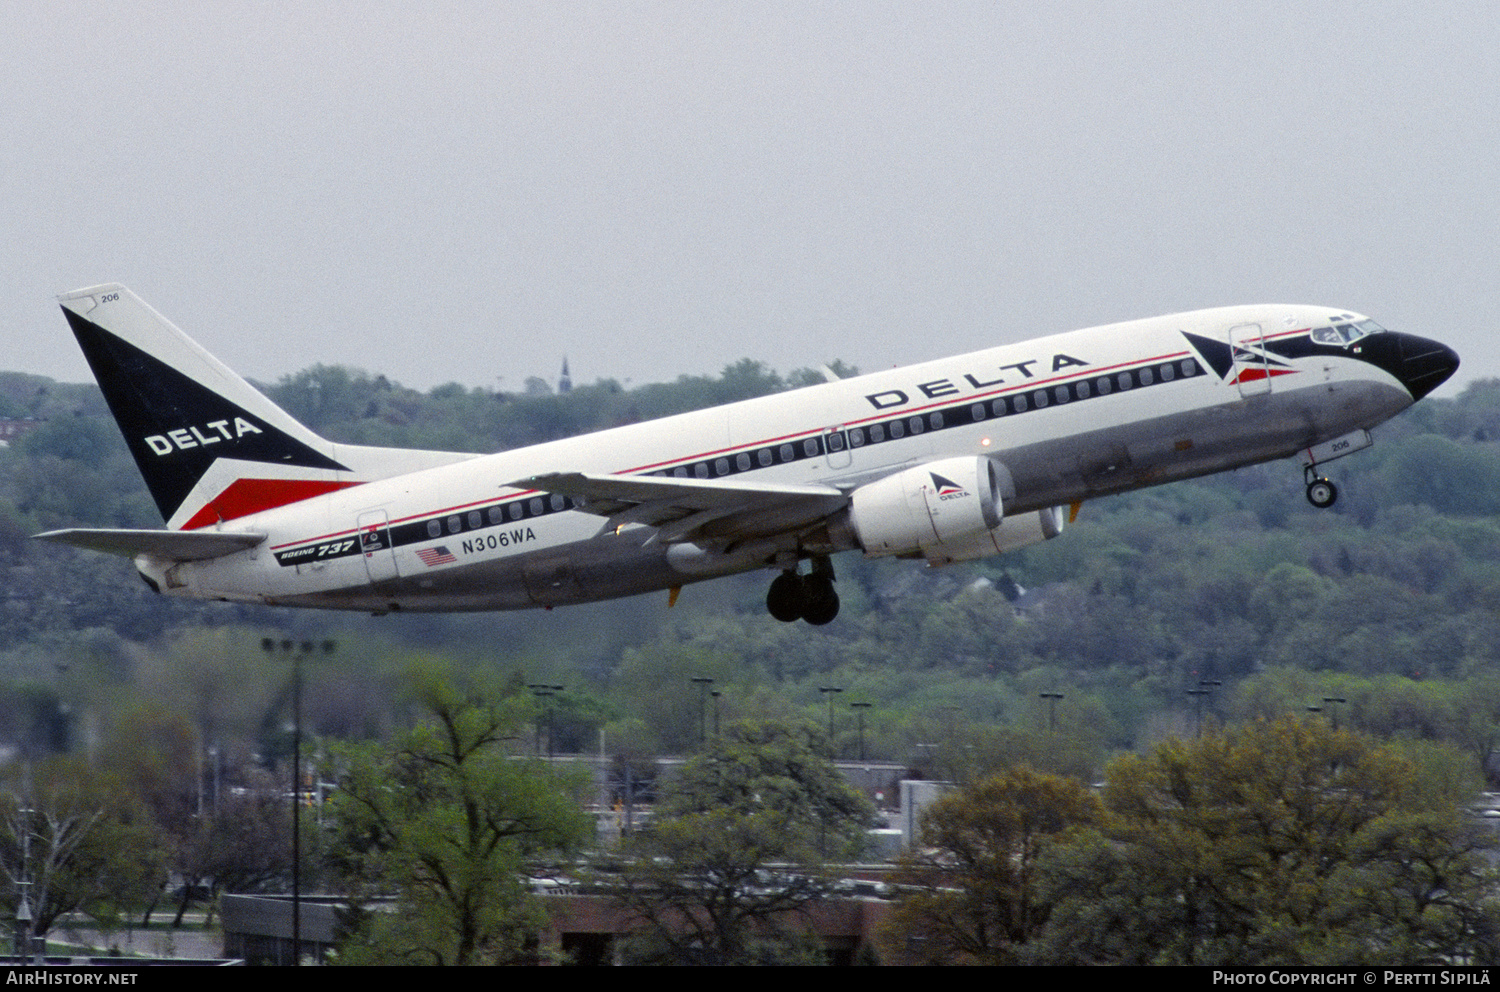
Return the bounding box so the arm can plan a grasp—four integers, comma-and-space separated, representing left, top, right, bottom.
59, 285, 358, 529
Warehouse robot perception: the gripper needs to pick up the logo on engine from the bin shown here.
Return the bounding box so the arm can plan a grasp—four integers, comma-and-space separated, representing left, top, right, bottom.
931, 472, 969, 500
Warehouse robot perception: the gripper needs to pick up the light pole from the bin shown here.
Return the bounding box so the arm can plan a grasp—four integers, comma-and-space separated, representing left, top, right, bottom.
1187, 678, 1220, 738
850, 702, 872, 761
528, 684, 564, 758
819, 686, 843, 753
691, 677, 715, 746
14, 804, 31, 964
1322, 696, 1347, 731
1039, 692, 1064, 732
263, 636, 335, 966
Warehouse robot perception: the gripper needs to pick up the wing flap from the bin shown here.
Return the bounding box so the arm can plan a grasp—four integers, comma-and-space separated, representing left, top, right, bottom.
34, 528, 266, 562
510, 472, 848, 544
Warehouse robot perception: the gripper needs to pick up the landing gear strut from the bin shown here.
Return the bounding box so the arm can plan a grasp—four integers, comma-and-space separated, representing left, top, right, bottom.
765, 557, 840, 625
1304, 466, 1338, 509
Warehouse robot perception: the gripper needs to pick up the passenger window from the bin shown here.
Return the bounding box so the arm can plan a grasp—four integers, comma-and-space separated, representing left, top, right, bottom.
758, 448, 773, 466
714, 458, 729, 476
929, 412, 943, 430
447, 515, 461, 534
870, 424, 885, 442
780, 443, 795, 461
992, 398, 1007, 416
1140, 367, 1154, 386
1034, 390, 1048, 409
488, 507, 502, 525
1118, 372, 1133, 390
909, 416, 924, 435
1014, 393, 1028, 412
1097, 377, 1111, 395
508, 503, 522, 521
737, 452, 751, 471
1054, 385, 1069, 404
803, 438, 819, 457
468, 511, 482, 529
1077, 380, 1090, 399
529, 498, 543, 516
550, 494, 565, 511
694, 463, 709, 478
1160, 363, 1174, 382
427, 520, 441, 538
890, 420, 905, 439
1180, 359, 1197, 378
971, 403, 987, 422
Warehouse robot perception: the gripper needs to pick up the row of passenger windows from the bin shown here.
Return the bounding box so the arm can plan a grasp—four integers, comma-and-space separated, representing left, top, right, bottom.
408, 359, 1199, 540
968, 359, 1199, 420
422, 493, 576, 539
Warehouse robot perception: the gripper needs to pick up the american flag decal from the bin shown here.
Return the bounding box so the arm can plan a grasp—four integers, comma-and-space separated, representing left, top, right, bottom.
416, 546, 457, 567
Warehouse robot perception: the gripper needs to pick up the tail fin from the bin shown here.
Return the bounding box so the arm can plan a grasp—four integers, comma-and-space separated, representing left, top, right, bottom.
59, 285, 472, 530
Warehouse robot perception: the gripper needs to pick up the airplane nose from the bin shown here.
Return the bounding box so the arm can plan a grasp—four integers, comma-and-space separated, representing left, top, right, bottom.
1395, 333, 1460, 401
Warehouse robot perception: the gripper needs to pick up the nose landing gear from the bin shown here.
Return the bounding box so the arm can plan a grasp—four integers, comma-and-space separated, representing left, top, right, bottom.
1304, 466, 1339, 509
765, 557, 840, 625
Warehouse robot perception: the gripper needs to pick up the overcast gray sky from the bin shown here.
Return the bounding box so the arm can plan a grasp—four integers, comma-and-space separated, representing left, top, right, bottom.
3, 1, 1496, 396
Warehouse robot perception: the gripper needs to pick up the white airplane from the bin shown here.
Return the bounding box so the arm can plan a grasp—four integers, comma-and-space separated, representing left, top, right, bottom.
36, 285, 1458, 625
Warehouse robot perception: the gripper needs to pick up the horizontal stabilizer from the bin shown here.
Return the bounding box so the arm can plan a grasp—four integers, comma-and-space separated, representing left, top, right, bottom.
34, 527, 265, 562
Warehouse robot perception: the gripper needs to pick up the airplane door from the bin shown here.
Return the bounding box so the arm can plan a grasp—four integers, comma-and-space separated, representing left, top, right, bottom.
357, 510, 399, 587
823, 427, 852, 469
1229, 324, 1271, 397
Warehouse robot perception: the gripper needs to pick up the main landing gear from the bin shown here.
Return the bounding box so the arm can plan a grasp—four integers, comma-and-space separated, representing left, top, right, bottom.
766, 556, 840, 626
1304, 465, 1339, 509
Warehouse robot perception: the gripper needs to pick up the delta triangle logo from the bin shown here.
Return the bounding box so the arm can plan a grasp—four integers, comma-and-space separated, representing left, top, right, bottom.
1181, 331, 1299, 387
931, 472, 968, 498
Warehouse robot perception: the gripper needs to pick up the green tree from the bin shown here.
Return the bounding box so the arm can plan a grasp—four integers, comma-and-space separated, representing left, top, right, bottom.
1031, 718, 1500, 965
880, 767, 1103, 965
607, 719, 873, 965
326, 671, 589, 965
0, 758, 166, 937
171, 770, 292, 926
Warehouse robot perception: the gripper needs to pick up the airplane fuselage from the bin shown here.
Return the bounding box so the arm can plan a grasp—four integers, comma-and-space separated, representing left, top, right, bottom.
146, 303, 1437, 614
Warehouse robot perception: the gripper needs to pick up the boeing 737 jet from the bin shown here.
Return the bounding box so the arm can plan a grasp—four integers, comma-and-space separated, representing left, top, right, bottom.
36, 285, 1458, 625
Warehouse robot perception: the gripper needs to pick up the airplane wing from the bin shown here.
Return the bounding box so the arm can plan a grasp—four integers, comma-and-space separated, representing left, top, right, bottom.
34, 528, 266, 561
510, 472, 848, 545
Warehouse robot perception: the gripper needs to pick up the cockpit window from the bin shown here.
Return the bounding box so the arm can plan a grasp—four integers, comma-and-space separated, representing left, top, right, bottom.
1311, 319, 1386, 346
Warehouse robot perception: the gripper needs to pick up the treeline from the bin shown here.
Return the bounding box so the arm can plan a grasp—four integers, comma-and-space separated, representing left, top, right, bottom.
2, 362, 1500, 780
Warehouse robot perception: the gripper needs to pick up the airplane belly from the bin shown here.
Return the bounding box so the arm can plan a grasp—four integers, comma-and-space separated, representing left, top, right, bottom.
1002, 376, 1411, 512
274, 530, 684, 612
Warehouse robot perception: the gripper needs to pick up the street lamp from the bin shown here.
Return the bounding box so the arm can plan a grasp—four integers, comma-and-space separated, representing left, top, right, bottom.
1322, 696, 1347, 731
690, 677, 715, 746
1039, 692, 1064, 732
819, 687, 844, 752
528, 684, 565, 758
263, 635, 335, 966
850, 702, 872, 761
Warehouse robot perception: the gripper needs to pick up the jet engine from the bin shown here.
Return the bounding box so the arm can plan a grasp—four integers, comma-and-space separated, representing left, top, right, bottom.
847, 456, 1067, 564
849, 456, 1003, 557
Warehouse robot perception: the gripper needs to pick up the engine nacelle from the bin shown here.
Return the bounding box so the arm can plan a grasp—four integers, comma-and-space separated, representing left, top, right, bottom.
923, 504, 1069, 565
849, 456, 1004, 558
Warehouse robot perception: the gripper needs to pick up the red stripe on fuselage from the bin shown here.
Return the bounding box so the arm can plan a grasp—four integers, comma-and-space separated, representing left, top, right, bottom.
182, 478, 364, 530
